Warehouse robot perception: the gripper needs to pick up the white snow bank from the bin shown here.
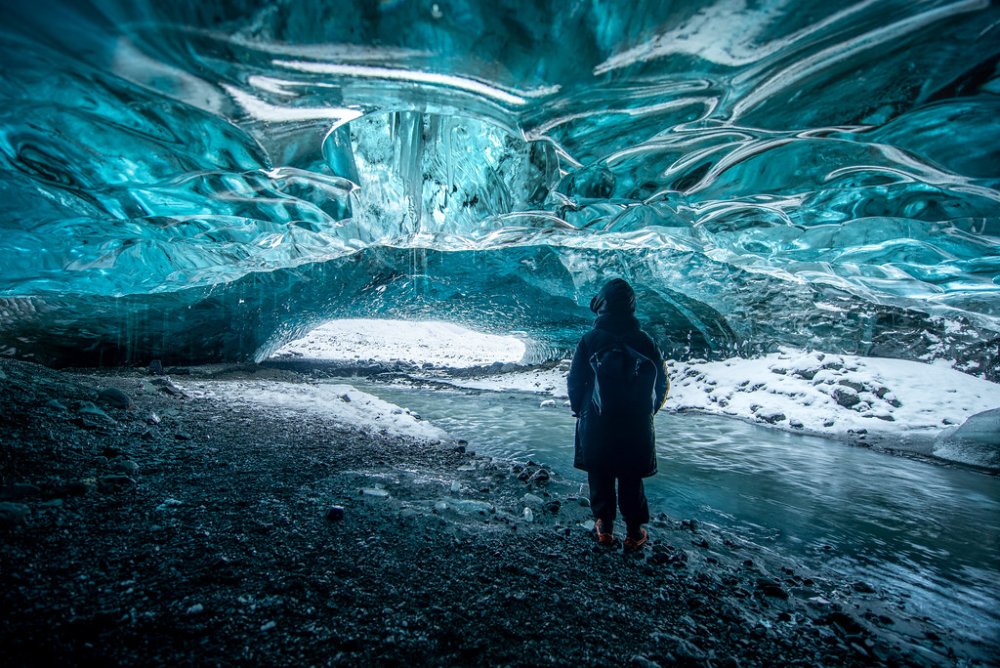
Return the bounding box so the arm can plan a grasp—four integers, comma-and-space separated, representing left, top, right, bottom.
667, 349, 999, 445
197, 381, 448, 443
448, 365, 570, 398
271, 319, 526, 368
442, 348, 999, 463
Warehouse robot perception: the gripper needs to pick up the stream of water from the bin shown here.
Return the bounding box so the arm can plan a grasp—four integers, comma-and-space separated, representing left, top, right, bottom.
347, 380, 1000, 650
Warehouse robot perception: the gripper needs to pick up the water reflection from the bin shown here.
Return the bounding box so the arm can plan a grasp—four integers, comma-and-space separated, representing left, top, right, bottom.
348, 381, 1000, 647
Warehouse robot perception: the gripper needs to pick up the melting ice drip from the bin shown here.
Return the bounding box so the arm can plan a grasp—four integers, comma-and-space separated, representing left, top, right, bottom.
0, 0, 997, 372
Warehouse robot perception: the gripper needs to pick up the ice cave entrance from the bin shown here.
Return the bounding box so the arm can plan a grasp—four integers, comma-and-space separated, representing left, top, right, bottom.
270, 319, 527, 368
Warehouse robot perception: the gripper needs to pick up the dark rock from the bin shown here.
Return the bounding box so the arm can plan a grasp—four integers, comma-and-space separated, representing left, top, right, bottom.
148, 359, 164, 375
56, 481, 90, 497
628, 655, 661, 668
529, 468, 550, 484
0, 502, 29, 529
832, 388, 860, 408
98, 387, 133, 409
851, 581, 876, 593
97, 475, 137, 493
758, 411, 786, 424
756, 578, 789, 599
150, 377, 187, 397
0, 483, 42, 500
175, 431, 193, 441
326, 506, 345, 521
838, 380, 866, 393
819, 611, 865, 635
77, 401, 114, 422
544, 500, 561, 514
793, 368, 818, 380
111, 460, 140, 475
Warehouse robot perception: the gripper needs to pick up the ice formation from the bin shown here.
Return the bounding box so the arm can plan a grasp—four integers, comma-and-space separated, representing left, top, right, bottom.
0, 0, 998, 376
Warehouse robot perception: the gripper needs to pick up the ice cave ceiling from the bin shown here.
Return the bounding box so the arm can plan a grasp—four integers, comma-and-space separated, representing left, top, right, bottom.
1, 0, 998, 375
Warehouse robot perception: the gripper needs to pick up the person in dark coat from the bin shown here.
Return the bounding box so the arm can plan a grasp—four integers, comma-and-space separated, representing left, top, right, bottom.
567, 278, 669, 550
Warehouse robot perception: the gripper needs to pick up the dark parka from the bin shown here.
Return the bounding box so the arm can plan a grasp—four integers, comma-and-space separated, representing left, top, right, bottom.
567, 280, 669, 478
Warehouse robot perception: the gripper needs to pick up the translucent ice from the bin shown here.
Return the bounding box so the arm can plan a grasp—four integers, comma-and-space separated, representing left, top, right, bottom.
0, 0, 997, 375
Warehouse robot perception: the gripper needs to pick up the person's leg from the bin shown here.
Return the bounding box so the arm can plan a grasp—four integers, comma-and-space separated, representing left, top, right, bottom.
617, 476, 650, 538
588, 469, 617, 532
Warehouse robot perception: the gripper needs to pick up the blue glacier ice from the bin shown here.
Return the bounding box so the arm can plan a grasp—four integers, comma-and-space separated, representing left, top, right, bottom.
0, 0, 998, 375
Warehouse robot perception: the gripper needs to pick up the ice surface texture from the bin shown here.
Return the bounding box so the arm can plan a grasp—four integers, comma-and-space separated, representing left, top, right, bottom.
0, 0, 998, 373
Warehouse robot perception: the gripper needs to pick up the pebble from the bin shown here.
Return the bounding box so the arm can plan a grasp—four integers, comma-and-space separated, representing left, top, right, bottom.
57, 481, 90, 497
260, 621, 276, 632
186, 603, 204, 615
522, 507, 534, 522
851, 580, 876, 593
112, 460, 140, 475
529, 469, 550, 484
45, 399, 67, 412
97, 475, 137, 493
0, 502, 29, 528
522, 493, 544, 506
98, 387, 133, 409
150, 377, 187, 397
77, 401, 114, 422
756, 578, 789, 599
175, 432, 193, 441
326, 506, 345, 521
0, 483, 41, 500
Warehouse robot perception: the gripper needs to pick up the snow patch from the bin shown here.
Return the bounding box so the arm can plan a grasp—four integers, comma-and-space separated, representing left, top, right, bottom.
271, 319, 526, 368
666, 350, 999, 447
199, 381, 448, 443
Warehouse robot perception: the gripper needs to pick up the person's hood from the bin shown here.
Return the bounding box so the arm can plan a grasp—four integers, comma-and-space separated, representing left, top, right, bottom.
590, 278, 636, 315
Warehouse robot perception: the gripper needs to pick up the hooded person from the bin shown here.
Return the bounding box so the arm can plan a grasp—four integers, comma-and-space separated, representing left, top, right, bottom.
567, 278, 669, 550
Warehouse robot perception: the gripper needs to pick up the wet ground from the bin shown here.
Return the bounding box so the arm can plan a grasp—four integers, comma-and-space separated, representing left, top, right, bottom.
1, 358, 992, 666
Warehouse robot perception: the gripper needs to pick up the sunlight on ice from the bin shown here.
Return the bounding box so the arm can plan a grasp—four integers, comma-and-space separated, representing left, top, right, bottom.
271, 319, 527, 367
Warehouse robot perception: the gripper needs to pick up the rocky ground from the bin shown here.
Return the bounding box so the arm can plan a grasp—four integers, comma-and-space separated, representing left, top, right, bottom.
0, 357, 989, 667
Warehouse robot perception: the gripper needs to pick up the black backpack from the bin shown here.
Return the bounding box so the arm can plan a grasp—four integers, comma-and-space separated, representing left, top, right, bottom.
588, 339, 658, 417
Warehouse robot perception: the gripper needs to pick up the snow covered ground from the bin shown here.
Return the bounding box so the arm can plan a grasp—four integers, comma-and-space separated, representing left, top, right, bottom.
267, 320, 998, 468
271, 319, 526, 367
193, 381, 448, 444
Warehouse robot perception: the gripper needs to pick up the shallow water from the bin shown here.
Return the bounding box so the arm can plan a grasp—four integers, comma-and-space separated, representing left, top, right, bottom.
349, 380, 1000, 649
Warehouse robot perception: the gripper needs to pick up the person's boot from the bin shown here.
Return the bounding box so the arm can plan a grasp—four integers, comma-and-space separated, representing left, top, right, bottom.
594, 518, 614, 545
624, 525, 648, 551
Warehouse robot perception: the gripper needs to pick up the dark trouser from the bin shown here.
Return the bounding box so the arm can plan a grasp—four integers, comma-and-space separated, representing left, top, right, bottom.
588, 470, 650, 532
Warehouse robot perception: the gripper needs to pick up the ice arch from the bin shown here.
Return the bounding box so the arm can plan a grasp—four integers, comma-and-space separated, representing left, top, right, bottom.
0, 0, 997, 377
